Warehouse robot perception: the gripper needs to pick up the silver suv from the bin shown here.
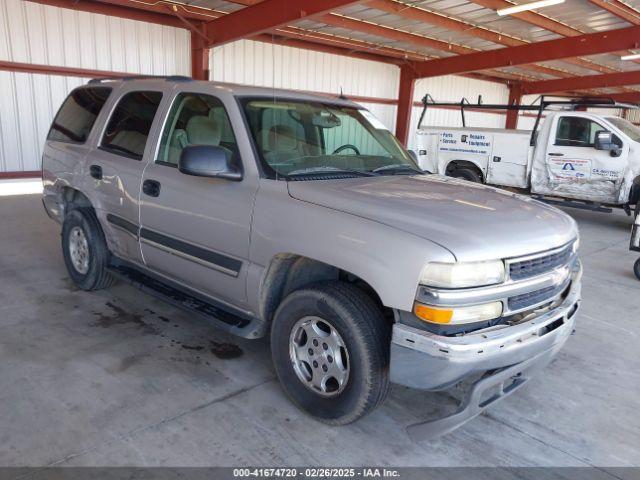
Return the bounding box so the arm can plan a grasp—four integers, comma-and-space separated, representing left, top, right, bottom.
42, 77, 581, 436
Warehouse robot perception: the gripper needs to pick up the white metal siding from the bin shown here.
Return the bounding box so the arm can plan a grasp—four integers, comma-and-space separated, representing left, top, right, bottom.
209, 39, 399, 132
408, 75, 510, 150
0, 0, 190, 173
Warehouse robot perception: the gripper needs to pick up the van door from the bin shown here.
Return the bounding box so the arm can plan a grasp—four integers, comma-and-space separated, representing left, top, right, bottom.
531, 114, 629, 203
139, 91, 257, 308
88, 87, 166, 265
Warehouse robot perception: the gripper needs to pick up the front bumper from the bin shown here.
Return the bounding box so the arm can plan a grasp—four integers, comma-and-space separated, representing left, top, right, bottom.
390, 265, 581, 391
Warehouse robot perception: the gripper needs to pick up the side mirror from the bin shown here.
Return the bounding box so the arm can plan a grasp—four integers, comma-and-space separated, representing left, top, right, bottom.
407, 150, 418, 162
594, 130, 622, 157
179, 145, 242, 181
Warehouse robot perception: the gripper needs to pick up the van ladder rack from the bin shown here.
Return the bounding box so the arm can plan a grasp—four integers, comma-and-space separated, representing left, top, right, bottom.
418, 94, 639, 146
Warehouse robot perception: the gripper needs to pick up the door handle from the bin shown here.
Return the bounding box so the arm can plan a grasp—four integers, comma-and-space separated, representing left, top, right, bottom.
142, 179, 161, 197
89, 165, 102, 179
548, 153, 564, 157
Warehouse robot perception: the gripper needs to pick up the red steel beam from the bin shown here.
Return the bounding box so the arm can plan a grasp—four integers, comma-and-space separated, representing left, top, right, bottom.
25, 0, 185, 28
470, 0, 629, 74
191, 29, 210, 81
588, 0, 640, 25
587, 91, 640, 103
320, 13, 476, 55
522, 70, 640, 95
252, 33, 404, 65
395, 65, 416, 146
0, 171, 42, 179
409, 25, 640, 78
203, 0, 361, 47
0, 60, 138, 78
366, 0, 611, 77
505, 83, 522, 129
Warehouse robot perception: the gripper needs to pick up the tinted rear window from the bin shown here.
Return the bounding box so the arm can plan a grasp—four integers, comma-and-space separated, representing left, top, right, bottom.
47, 87, 112, 144
100, 91, 163, 160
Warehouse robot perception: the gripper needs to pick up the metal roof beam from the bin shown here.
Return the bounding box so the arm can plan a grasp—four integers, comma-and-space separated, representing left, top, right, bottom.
409, 25, 640, 78
522, 70, 640, 94
203, 0, 361, 48
588, 0, 640, 25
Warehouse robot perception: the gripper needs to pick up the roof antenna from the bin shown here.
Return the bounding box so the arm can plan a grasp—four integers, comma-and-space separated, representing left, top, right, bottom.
339, 87, 347, 100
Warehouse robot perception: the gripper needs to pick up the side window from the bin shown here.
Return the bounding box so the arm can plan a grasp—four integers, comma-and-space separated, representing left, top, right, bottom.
48, 87, 112, 144
157, 93, 240, 167
100, 91, 163, 160
555, 117, 606, 148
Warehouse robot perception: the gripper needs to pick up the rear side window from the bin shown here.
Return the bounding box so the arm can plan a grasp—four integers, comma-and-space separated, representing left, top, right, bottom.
47, 87, 112, 144
100, 91, 163, 160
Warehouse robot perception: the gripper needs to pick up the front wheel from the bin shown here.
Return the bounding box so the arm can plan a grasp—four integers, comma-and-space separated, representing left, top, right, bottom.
270, 282, 390, 425
634, 258, 640, 281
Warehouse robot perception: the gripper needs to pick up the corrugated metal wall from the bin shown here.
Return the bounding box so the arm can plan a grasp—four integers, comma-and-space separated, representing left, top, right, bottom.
407, 75, 510, 150
209, 39, 399, 132
210, 41, 511, 151
0, 0, 190, 173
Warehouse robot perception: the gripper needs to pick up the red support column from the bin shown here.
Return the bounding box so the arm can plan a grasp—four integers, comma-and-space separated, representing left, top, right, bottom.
506, 83, 522, 130
191, 30, 210, 81
395, 65, 416, 146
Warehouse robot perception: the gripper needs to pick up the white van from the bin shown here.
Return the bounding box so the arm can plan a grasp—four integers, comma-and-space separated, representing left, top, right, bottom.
414, 97, 640, 213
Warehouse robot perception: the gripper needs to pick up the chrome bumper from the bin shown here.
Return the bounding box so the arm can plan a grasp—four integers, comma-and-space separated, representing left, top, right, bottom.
390, 265, 581, 391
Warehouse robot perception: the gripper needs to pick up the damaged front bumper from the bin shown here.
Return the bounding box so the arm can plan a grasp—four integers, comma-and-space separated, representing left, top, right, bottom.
390, 263, 581, 438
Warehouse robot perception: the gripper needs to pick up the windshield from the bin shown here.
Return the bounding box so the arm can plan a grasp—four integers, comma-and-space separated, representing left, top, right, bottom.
607, 116, 640, 142
241, 98, 419, 178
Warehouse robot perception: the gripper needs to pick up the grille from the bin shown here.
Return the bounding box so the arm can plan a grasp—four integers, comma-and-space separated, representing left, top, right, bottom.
508, 286, 557, 311
509, 245, 572, 281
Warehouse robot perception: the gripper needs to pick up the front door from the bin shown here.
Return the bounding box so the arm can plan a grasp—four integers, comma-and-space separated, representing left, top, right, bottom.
139, 91, 257, 308
531, 114, 629, 203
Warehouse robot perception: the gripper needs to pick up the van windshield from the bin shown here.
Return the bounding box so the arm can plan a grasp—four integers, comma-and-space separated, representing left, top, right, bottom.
241, 98, 420, 179
607, 117, 640, 143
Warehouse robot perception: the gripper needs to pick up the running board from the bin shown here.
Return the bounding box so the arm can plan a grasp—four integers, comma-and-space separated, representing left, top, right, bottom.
108, 263, 267, 339
532, 195, 613, 213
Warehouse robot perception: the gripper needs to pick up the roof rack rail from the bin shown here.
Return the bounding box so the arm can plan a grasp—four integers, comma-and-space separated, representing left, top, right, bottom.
88, 75, 193, 84
418, 93, 638, 147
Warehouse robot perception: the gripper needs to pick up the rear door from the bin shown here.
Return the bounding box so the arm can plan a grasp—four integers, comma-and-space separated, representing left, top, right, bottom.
42, 86, 113, 220
88, 85, 168, 265
139, 89, 257, 308
532, 114, 629, 203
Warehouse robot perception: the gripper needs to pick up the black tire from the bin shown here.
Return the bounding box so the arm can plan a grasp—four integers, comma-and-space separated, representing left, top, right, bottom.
61, 208, 115, 291
270, 281, 390, 425
450, 167, 482, 183
634, 258, 640, 281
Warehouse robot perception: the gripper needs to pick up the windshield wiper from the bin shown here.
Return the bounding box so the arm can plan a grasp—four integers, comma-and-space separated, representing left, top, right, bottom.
371, 163, 423, 175
286, 166, 378, 178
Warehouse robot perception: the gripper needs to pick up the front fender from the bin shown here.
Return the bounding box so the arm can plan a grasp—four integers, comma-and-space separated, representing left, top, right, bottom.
247, 181, 455, 313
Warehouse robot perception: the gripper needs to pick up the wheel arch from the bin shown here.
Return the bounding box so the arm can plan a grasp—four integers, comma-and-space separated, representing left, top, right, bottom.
445, 159, 485, 180
258, 253, 390, 325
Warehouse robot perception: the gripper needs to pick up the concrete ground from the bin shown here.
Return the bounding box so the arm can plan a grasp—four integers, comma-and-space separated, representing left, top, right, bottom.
0, 193, 638, 468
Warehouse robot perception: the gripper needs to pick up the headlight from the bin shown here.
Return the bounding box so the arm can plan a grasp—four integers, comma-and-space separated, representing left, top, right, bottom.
572, 237, 580, 254
414, 301, 503, 325
420, 260, 505, 288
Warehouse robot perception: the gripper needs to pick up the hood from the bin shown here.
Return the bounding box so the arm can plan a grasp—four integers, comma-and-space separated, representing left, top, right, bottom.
287, 174, 578, 262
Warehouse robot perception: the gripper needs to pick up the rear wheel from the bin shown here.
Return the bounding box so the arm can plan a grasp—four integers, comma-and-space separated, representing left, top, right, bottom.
62, 208, 115, 291
450, 167, 482, 183
270, 282, 390, 425
634, 258, 640, 281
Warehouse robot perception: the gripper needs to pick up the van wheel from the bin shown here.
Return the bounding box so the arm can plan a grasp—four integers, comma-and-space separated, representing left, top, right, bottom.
634, 258, 640, 281
270, 282, 390, 425
450, 167, 482, 183
62, 208, 115, 291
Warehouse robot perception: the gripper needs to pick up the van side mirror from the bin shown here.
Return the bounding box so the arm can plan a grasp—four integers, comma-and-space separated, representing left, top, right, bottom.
408, 150, 418, 162
594, 130, 622, 157
179, 145, 242, 181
